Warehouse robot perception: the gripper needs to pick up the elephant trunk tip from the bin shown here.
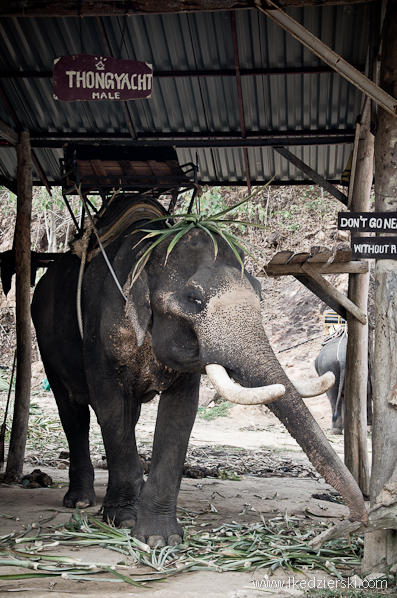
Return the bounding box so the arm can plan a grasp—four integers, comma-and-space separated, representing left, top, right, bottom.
348, 506, 369, 526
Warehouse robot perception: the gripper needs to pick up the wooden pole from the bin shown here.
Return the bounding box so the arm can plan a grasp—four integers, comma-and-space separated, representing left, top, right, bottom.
344, 96, 373, 497
363, 0, 397, 573
5, 131, 32, 480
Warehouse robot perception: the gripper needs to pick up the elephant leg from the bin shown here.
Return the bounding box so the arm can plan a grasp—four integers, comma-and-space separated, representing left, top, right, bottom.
133, 372, 200, 547
45, 364, 96, 508
92, 387, 144, 528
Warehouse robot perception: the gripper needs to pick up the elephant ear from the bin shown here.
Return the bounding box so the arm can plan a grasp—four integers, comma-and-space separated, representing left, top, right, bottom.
124, 270, 152, 348
245, 271, 262, 300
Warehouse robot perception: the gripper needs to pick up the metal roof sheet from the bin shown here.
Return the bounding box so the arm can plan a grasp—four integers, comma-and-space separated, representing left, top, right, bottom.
0, 4, 370, 189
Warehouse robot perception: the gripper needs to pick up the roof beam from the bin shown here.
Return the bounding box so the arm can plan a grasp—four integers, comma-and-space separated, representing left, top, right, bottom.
256, 0, 397, 119
0, 0, 376, 17
0, 65, 366, 81
21, 129, 355, 148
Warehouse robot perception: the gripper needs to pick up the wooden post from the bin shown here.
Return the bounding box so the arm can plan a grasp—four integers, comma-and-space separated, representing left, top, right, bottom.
344, 96, 373, 497
5, 131, 32, 479
363, 0, 397, 573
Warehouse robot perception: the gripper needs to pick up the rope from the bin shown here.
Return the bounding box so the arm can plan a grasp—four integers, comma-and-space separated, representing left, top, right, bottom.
76, 224, 93, 339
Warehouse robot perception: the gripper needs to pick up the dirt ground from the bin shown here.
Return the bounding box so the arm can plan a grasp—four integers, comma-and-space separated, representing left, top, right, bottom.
0, 276, 372, 598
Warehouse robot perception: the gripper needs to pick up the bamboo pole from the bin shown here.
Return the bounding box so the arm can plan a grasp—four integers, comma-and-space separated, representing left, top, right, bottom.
5, 131, 32, 480
344, 96, 373, 497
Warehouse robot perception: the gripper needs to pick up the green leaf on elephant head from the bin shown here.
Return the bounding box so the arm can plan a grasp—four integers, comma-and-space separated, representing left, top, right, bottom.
196, 223, 219, 260
129, 179, 274, 284
165, 222, 195, 264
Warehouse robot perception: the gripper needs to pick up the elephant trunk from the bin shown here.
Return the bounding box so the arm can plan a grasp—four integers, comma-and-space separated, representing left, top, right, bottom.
230, 349, 368, 525
270, 381, 368, 524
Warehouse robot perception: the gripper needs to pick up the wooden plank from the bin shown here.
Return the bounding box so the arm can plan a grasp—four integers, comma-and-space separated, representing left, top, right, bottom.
307, 249, 333, 263
267, 250, 294, 265
287, 251, 311, 264
332, 247, 353, 262
262, 260, 369, 277
322, 261, 369, 274
301, 262, 367, 324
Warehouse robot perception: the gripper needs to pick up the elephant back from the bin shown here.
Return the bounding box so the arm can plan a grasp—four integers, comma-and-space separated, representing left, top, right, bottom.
71, 195, 168, 261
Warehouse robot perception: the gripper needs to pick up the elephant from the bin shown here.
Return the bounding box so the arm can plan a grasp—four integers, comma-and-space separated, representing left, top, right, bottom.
315, 331, 348, 434
315, 331, 373, 434
31, 195, 368, 547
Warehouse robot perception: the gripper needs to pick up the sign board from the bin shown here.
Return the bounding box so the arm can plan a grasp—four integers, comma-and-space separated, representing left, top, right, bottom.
338, 212, 397, 233
53, 54, 153, 101
351, 237, 397, 259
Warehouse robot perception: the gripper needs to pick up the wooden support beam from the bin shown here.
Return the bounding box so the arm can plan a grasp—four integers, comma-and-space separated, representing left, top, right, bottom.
5, 132, 32, 480
299, 262, 367, 324
344, 95, 373, 498
363, 0, 397, 573
294, 273, 347, 320
257, 0, 397, 119
263, 259, 368, 276
0, 120, 18, 145
273, 146, 348, 206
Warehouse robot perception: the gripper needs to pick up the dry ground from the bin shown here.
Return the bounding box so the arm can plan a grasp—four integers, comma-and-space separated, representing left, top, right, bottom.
0, 277, 372, 598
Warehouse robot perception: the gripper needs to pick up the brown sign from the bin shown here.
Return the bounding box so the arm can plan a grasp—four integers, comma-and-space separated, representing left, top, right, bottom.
53, 54, 153, 101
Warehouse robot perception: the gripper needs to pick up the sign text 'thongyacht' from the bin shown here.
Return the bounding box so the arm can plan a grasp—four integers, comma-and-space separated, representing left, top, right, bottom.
53, 54, 153, 101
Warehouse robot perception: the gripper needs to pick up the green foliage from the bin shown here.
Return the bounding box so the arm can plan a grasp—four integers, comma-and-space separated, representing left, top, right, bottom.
198, 401, 233, 420
131, 183, 273, 284
0, 189, 16, 216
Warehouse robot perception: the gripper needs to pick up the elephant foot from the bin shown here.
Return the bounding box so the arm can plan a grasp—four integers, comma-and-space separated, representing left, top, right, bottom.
133, 515, 183, 547
102, 504, 137, 528
63, 487, 96, 509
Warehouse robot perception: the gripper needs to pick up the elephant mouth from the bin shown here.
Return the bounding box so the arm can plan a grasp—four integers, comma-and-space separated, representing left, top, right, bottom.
205, 364, 335, 406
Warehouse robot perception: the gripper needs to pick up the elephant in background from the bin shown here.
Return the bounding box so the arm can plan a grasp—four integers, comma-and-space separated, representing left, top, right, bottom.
31, 195, 368, 547
315, 331, 348, 434
315, 330, 372, 434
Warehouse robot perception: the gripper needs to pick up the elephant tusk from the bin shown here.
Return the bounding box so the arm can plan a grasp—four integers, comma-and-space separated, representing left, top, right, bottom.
292, 371, 335, 398
205, 364, 285, 405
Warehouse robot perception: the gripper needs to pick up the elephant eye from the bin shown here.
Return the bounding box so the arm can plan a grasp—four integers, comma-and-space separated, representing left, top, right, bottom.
188, 295, 202, 305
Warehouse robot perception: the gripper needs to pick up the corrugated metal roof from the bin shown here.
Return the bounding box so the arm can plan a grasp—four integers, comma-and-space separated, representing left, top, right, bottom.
0, 4, 370, 189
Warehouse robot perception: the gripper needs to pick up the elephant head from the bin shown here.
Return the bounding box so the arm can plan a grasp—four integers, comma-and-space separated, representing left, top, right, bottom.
126, 227, 368, 525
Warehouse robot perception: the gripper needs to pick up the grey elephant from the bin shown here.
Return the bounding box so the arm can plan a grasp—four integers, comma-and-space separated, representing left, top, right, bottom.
315, 330, 372, 434
31, 196, 367, 547
315, 331, 348, 434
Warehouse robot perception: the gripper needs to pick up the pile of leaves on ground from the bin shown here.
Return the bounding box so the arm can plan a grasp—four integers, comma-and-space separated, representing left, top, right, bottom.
0, 508, 364, 587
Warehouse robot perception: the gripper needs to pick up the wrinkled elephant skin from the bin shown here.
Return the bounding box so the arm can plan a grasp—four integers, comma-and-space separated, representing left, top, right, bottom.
315, 333, 372, 433
315, 334, 348, 434
32, 200, 368, 547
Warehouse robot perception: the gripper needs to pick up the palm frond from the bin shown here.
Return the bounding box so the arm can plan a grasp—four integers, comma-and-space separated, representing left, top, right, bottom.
130, 180, 274, 283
